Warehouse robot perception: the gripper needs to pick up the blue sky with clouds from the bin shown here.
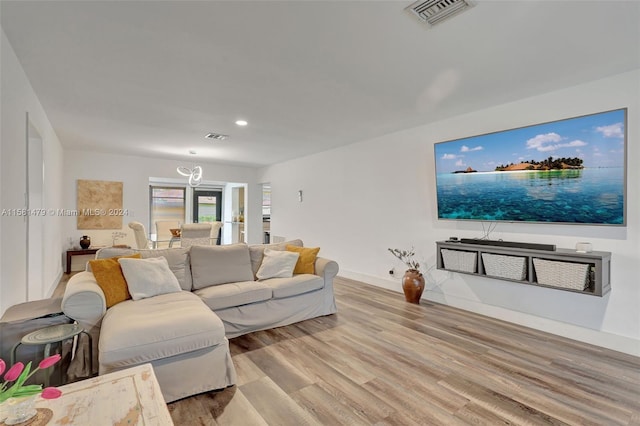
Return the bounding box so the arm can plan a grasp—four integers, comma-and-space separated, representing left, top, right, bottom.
434, 109, 626, 173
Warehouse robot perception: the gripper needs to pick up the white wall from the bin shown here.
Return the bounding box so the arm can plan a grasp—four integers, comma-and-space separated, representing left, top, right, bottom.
2, 20, 637, 353
0, 23, 263, 312
259, 70, 640, 355
1, 29, 65, 315
62, 150, 260, 258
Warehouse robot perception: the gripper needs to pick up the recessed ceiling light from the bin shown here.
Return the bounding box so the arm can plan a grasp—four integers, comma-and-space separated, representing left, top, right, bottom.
205, 133, 229, 140
235, 120, 248, 126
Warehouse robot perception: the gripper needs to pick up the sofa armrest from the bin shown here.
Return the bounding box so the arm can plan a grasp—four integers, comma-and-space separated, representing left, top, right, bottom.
61, 271, 106, 328
315, 257, 339, 279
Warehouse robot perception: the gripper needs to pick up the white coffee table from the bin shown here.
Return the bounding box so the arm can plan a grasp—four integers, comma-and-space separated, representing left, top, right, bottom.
34, 363, 173, 425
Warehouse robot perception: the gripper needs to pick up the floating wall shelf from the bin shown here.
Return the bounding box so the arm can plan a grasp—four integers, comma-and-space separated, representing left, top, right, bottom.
436, 241, 611, 297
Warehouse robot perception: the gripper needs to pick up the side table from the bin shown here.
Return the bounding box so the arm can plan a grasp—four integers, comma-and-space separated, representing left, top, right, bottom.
11, 323, 92, 387
65, 248, 98, 274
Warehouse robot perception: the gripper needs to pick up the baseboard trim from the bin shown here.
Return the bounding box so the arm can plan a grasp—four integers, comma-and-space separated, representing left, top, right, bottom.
338, 270, 640, 357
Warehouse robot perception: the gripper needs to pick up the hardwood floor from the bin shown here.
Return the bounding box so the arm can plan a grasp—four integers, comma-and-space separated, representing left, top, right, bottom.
167, 277, 640, 425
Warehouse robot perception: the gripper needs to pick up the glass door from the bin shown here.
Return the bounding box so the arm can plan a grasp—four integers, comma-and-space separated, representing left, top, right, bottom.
193, 190, 222, 223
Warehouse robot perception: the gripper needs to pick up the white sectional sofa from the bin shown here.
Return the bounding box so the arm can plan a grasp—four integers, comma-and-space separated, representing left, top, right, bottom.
61, 240, 339, 402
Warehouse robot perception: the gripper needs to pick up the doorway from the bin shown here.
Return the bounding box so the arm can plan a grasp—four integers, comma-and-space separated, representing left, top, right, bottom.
262, 184, 271, 244
193, 190, 222, 244
192, 190, 222, 223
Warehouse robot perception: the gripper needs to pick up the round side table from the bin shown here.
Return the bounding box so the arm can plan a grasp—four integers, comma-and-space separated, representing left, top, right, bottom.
10, 323, 92, 386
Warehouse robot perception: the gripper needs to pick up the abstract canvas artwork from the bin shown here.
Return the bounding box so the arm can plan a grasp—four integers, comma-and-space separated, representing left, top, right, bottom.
77, 179, 123, 229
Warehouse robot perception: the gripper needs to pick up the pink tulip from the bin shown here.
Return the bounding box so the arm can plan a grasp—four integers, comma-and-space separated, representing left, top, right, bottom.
41, 387, 62, 399
38, 354, 61, 370
3, 362, 24, 381
0, 359, 5, 376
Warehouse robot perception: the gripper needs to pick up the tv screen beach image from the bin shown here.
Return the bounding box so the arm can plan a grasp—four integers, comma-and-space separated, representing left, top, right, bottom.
434, 109, 626, 225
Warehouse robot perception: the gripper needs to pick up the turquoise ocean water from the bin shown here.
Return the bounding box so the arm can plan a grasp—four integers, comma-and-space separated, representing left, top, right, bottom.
436, 168, 624, 224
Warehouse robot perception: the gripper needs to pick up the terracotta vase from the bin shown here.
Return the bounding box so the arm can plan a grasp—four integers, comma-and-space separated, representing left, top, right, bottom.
402, 269, 425, 304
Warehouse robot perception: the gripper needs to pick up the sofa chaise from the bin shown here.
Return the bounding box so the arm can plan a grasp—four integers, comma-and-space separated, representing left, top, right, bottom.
61, 240, 338, 402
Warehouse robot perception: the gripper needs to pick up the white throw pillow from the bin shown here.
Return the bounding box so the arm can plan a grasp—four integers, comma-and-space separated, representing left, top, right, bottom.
118, 256, 182, 300
256, 249, 299, 280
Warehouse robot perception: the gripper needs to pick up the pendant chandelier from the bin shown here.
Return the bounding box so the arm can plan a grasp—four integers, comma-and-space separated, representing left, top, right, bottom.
176, 165, 203, 187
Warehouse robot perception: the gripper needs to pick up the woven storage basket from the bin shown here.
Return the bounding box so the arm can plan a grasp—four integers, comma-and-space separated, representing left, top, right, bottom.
533, 258, 589, 290
481, 253, 527, 281
441, 249, 477, 273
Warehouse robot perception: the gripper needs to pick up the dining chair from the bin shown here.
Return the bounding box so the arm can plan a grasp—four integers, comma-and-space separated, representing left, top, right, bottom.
180, 223, 213, 248
127, 221, 151, 249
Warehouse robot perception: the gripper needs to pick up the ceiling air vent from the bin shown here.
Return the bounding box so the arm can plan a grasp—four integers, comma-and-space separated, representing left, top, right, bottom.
406, 0, 475, 27
205, 133, 229, 141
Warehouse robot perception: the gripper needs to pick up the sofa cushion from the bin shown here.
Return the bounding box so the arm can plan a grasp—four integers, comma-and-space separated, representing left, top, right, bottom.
191, 244, 254, 289
118, 257, 182, 300
99, 291, 225, 369
194, 281, 272, 311
248, 239, 304, 277
96, 247, 192, 291
88, 254, 141, 308
286, 245, 320, 274
95, 247, 136, 260
256, 249, 299, 280
261, 274, 324, 299
139, 248, 192, 291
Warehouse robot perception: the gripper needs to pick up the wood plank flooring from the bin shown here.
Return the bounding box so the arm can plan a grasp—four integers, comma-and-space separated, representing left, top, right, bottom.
167, 277, 640, 425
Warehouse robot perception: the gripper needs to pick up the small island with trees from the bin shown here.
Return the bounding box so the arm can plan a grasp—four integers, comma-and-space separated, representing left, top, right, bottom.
494, 156, 584, 172
452, 166, 477, 174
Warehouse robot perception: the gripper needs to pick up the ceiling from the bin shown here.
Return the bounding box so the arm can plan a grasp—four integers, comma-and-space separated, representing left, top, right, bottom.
1, 1, 639, 168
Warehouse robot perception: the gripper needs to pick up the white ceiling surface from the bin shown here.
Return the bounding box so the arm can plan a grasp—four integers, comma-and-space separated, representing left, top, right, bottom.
1, 1, 639, 167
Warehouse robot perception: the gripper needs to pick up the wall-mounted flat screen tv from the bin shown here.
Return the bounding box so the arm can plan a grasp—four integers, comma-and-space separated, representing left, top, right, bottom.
434, 108, 626, 225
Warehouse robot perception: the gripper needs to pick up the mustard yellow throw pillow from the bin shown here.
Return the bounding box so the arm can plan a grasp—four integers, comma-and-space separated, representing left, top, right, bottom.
89, 253, 141, 308
286, 245, 320, 274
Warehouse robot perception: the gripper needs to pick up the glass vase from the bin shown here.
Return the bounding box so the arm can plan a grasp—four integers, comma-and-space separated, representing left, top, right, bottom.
2, 395, 38, 425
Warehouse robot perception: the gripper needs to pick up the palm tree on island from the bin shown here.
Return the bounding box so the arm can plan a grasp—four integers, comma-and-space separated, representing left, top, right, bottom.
494, 156, 583, 172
